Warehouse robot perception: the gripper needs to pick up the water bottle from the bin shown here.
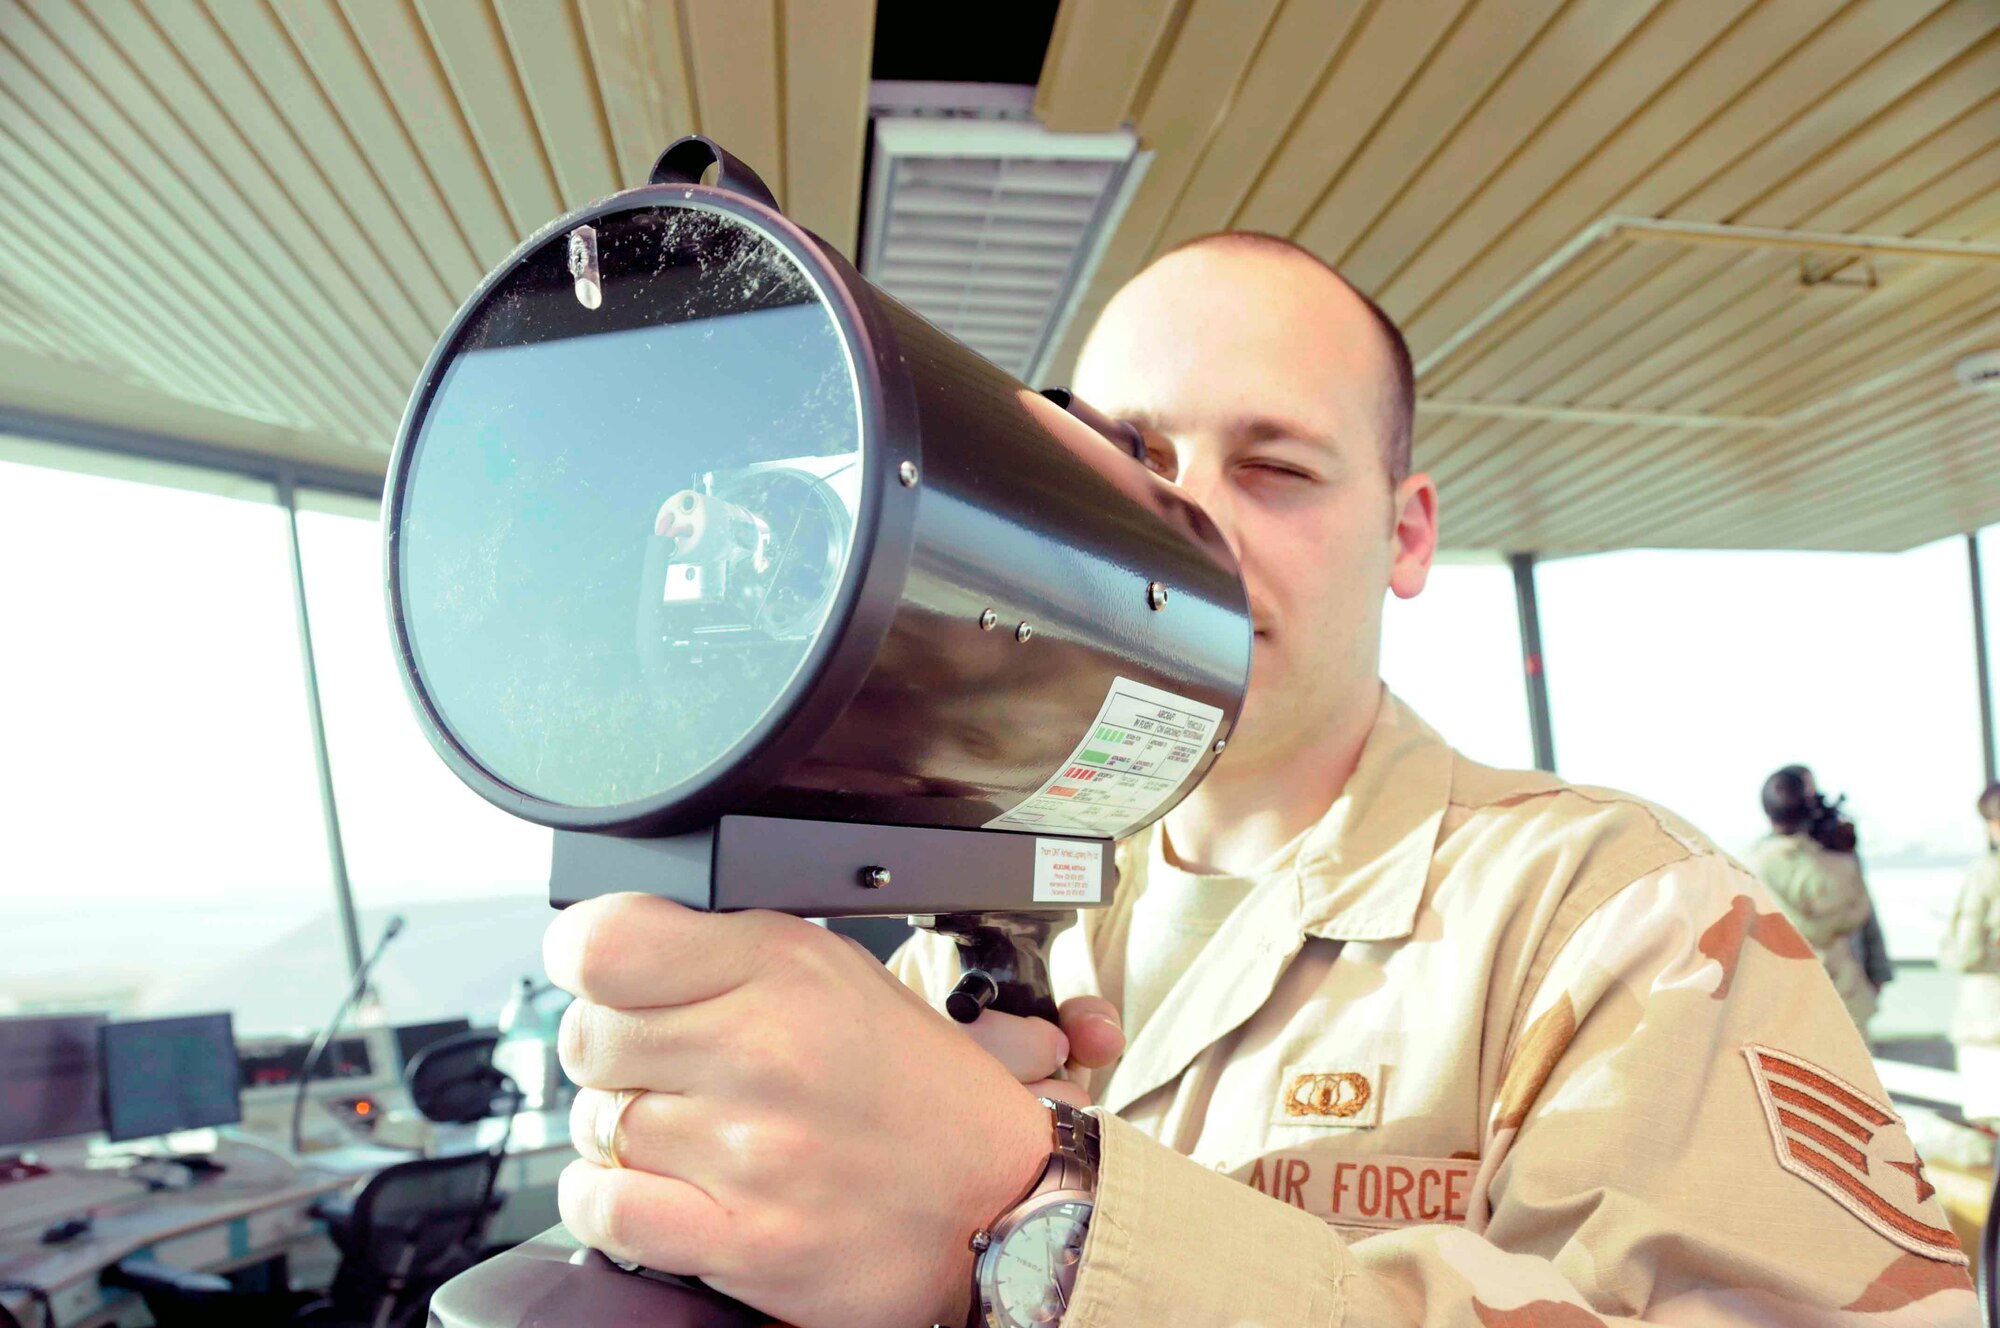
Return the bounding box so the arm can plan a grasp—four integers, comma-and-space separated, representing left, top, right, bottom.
494, 977, 565, 1112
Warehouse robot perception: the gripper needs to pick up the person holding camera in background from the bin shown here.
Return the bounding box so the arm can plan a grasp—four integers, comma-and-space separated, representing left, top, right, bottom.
1792, 764, 1895, 1003
1941, 782, 2000, 1124
1746, 766, 1880, 1033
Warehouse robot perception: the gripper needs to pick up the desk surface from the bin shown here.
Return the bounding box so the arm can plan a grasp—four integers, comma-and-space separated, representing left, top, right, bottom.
0, 1148, 350, 1295
1876, 1057, 1965, 1111
0, 1108, 573, 1319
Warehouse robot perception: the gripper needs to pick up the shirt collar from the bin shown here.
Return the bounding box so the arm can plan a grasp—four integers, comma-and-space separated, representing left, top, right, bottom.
1290, 688, 1454, 942
1082, 689, 1455, 1115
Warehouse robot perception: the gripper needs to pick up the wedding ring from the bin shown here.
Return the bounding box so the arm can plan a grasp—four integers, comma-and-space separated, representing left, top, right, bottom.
595, 1087, 645, 1169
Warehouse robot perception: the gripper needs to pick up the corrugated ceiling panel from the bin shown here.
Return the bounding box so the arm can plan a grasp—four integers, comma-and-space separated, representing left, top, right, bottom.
1289, 0, 1570, 266
1149, 0, 1369, 252
41, 0, 432, 381
1424, 48, 2000, 547
0, 14, 386, 437
681, 0, 783, 197
217, 0, 474, 310
416, 0, 566, 232
783, 0, 875, 259
0, 0, 1991, 551
1231, 0, 1474, 242
1050, 0, 1282, 328
577, 0, 699, 189
1338, 0, 1756, 298
1033, 0, 1177, 134
340, 0, 520, 266
0, 0, 873, 484
1032, 0, 2000, 552
1389, 0, 1950, 355
493, 0, 622, 206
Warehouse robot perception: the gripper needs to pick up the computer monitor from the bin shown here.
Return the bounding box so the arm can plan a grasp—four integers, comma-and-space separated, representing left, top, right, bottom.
394, 1018, 472, 1073
100, 1013, 243, 1143
0, 1013, 106, 1148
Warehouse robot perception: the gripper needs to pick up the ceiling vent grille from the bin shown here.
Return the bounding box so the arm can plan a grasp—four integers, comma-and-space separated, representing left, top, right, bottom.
861, 103, 1144, 384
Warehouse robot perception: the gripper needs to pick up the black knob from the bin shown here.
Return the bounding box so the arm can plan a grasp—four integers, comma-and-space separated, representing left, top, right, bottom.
945, 969, 1000, 1024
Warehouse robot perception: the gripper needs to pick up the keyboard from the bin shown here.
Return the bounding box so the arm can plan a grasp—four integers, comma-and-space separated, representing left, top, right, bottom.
0, 1171, 151, 1238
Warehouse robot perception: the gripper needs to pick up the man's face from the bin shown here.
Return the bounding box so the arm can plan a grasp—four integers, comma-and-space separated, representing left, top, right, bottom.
1073, 244, 1437, 769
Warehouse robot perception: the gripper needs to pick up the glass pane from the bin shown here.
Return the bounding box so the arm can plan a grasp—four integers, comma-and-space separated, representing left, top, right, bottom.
1537, 541, 1988, 968
0, 453, 349, 1036
398, 205, 864, 810
296, 499, 556, 1028
1381, 559, 1535, 770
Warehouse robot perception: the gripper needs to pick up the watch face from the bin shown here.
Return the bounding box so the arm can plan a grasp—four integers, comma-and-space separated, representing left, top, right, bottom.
982, 1200, 1091, 1327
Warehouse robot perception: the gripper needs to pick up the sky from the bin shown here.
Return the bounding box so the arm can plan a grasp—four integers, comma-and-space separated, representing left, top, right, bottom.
3, 446, 1996, 1021
1383, 543, 1994, 863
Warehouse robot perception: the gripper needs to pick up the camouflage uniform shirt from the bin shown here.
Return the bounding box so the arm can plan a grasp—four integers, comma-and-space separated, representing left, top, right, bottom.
893, 692, 1974, 1326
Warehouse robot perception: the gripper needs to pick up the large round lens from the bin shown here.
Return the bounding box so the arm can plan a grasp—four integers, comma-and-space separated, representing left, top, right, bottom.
397, 204, 865, 810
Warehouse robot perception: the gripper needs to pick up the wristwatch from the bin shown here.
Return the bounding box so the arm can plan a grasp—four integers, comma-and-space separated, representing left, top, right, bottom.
965, 1097, 1100, 1328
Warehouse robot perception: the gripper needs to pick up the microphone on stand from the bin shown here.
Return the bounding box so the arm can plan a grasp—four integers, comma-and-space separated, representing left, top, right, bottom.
290, 915, 406, 1154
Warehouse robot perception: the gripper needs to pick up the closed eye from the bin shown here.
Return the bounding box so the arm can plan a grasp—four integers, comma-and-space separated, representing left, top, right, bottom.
1240, 460, 1315, 481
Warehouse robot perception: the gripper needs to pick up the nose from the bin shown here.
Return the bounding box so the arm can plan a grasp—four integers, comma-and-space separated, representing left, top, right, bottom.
1174, 465, 1244, 563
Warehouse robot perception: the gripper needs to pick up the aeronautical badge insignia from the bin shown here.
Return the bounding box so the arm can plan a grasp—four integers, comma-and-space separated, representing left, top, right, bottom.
1271, 1064, 1384, 1128
1742, 1044, 1966, 1265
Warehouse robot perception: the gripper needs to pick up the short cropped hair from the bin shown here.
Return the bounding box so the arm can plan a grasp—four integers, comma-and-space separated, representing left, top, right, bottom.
1979, 782, 2000, 822
1159, 231, 1415, 485
1763, 768, 1813, 834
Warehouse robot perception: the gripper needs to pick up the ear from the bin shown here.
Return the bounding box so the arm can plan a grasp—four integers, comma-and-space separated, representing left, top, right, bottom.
1388, 472, 1439, 601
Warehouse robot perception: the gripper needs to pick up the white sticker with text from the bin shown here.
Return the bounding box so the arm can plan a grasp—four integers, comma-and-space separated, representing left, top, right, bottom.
1032, 838, 1105, 904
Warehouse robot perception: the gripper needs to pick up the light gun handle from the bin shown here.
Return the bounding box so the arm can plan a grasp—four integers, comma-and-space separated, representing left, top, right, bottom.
927, 910, 1066, 1025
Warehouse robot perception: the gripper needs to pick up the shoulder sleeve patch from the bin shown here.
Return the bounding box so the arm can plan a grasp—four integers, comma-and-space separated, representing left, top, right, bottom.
1742, 1044, 1967, 1265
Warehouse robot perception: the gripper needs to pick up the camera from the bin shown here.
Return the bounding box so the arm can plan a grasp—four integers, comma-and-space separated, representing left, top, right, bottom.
1805, 791, 1859, 854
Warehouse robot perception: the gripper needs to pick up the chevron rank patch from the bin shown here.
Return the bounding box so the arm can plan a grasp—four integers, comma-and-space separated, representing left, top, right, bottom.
1742, 1044, 1965, 1265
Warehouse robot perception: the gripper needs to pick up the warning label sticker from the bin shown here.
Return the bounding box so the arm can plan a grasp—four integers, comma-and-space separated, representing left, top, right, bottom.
1033, 839, 1105, 903
985, 676, 1226, 839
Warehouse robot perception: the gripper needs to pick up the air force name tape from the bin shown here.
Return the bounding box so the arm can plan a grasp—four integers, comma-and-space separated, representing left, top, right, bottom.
1233, 1151, 1477, 1229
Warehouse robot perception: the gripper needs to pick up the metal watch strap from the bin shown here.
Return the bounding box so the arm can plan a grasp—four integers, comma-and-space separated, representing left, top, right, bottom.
1035, 1096, 1100, 1195
957, 1100, 1101, 1328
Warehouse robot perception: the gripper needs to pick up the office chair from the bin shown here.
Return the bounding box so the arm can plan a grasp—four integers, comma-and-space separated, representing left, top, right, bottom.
0, 1280, 53, 1328
313, 1029, 515, 1254
109, 1148, 508, 1328
321, 1149, 511, 1324
407, 1031, 512, 1126
102, 1256, 320, 1326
